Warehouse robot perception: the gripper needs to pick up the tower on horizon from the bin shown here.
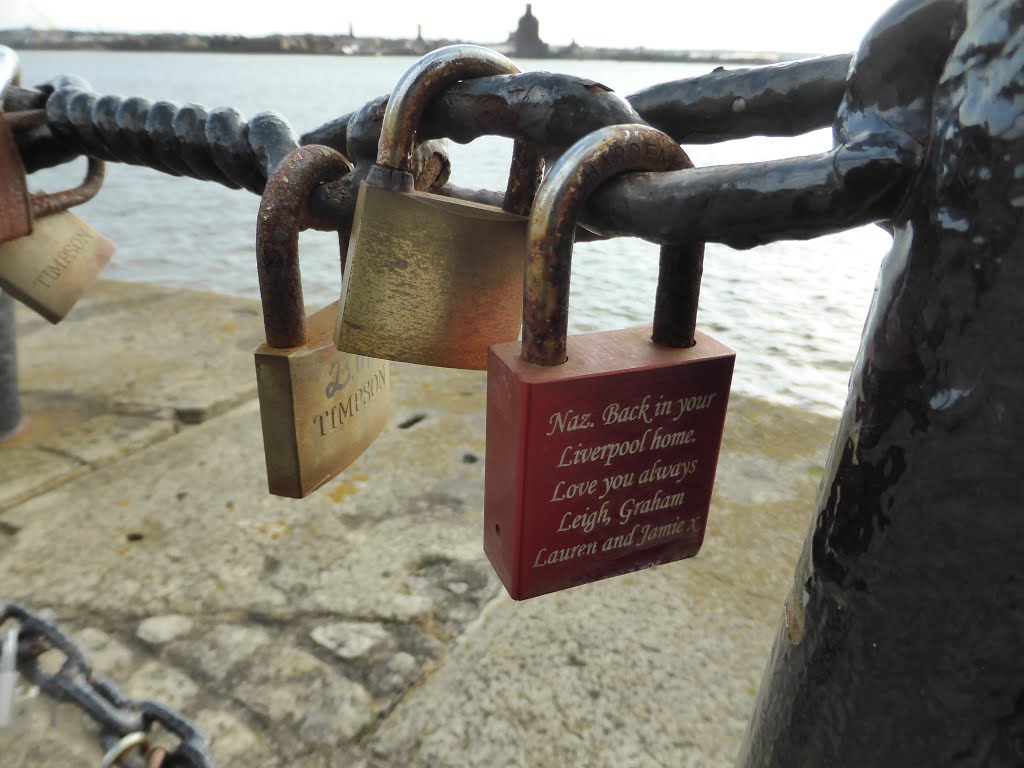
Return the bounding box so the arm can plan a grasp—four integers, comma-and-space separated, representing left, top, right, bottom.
510, 4, 549, 58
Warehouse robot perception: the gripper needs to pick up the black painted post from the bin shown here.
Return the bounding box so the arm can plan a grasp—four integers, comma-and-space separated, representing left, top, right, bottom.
0, 290, 21, 441
737, 1, 1024, 764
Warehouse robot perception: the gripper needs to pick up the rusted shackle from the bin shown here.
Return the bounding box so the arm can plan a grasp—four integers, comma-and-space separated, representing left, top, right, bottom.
372, 43, 542, 213
254, 144, 390, 498
1, 105, 106, 240
521, 123, 697, 366
255, 145, 351, 348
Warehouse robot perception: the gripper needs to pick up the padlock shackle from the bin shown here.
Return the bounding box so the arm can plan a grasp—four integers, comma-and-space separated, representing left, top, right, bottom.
521, 124, 694, 366
256, 145, 351, 349
29, 157, 105, 219
372, 44, 542, 215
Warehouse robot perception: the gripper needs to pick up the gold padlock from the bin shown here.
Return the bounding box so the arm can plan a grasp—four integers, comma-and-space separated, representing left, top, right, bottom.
335, 44, 544, 370
0, 156, 113, 324
254, 145, 390, 498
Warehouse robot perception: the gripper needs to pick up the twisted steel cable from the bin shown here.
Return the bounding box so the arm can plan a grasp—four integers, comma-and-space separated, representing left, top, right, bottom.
29, 78, 298, 193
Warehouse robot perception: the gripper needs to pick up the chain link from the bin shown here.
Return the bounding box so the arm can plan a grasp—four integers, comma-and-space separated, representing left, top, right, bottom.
0, 602, 216, 768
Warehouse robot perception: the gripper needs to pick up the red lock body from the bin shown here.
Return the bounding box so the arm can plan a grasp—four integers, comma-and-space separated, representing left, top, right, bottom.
485, 327, 733, 599
484, 124, 734, 600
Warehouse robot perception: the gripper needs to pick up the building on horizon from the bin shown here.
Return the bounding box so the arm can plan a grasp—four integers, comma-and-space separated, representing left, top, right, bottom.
508, 4, 549, 58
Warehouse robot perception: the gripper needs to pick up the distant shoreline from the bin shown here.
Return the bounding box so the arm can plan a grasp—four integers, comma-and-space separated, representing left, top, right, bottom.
0, 29, 809, 67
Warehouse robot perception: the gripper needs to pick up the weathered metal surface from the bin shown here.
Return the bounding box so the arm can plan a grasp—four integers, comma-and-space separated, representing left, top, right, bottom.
1, 603, 215, 767
301, 54, 849, 158
583, 142, 915, 248
337, 182, 529, 369
522, 124, 691, 366
205, 107, 268, 193
628, 53, 852, 143
25, 84, 298, 192
145, 100, 192, 176
737, 0, 1024, 764
116, 96, 162, 170
0, 210, 115, 324
66, 91, 118, 161
653, 243, 704, 349
0, 116, 32, 244
337, 45, 550, 370
3, 54, 857, 247
172, 104, 240, 186
29, 156, 104, 218
248, 111, 298, 182
253, 144, 390, 497
376, 45, 521, 172
4, 108, 45, 132
370, 45, 543, 212
255, 145, 351, 348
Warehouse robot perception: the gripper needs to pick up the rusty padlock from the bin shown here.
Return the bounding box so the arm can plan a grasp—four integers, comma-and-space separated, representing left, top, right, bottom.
0, 115, 31, 244
255, 145, 389, 498
484, 125, 736, 600
335, 44, 543, 370
0, 47, 31, 244
0, 154, 113, 323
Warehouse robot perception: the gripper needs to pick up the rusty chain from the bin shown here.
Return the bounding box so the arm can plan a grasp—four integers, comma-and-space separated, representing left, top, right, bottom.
0, 602, 215, 768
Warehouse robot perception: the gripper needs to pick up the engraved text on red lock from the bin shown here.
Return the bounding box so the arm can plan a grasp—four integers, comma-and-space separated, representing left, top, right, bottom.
485, 325, 735, 600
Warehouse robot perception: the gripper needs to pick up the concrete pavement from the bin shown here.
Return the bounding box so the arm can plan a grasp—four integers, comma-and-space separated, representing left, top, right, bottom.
0, 281, 837, 767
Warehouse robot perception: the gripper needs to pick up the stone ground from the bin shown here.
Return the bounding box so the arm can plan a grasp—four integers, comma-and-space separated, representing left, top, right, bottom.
0, 281, 837, 767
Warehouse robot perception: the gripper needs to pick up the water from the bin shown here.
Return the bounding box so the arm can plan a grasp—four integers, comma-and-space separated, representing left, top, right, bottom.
18, 51, 892, 417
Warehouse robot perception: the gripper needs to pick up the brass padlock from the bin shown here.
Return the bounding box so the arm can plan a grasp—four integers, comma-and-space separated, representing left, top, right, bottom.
254, 145, 390, 498
335, 44, 543, 370
0, 157, 113, 323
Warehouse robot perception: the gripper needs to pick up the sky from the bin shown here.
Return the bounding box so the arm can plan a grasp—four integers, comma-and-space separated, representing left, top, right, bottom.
3, 0, 900, 55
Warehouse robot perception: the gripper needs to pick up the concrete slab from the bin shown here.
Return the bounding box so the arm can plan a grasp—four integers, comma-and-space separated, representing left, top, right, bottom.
15, 280, 266, 422
0, 390, 178, 512
362, 398, 830, 768
0, 360, 502, 766
0, 444, 86, 511
0, 280, 839, 767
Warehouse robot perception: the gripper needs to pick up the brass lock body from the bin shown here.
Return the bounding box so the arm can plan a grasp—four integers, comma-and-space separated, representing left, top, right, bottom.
336, 45, 543, 370
341, 185, 526, 370
254, 146, 389, 498
0, 157, 112, 324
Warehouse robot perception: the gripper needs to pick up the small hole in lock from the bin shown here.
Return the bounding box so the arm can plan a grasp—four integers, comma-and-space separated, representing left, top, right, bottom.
126, 532, 144, 542
494, 524, 501, 536
398, 414, 427, 429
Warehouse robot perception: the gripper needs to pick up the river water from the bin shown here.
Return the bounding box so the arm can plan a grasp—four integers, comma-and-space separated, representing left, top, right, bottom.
18, 51, 890, 417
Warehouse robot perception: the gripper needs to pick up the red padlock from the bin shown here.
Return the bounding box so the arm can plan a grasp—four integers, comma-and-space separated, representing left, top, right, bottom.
484, 124, 735, 600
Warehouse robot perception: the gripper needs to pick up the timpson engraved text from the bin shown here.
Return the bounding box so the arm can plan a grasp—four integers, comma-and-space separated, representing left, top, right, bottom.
312, 357, 386, 436
33, 230, 93, 289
